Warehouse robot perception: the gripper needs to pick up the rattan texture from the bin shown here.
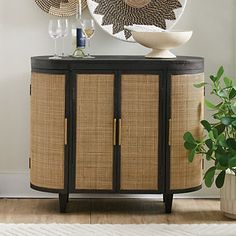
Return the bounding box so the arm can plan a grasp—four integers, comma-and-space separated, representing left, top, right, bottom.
35, 0, 87, 17
76, 74, 114, 190
30, 73, 65, 189
170, 73, 204, 190
120, 75, 159, 190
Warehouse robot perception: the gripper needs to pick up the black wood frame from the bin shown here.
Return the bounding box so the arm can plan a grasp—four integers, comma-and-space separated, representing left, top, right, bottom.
30, 56, 204, 213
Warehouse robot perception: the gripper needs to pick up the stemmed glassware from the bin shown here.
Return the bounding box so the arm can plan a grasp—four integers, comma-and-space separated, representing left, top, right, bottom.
58, 19, 69, 57
48, 19, 62, 59
82, 19, 95, 58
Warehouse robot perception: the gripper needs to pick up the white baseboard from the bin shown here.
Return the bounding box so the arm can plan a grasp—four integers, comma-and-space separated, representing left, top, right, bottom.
0, 171, 219, 199
0, 171, 56, 198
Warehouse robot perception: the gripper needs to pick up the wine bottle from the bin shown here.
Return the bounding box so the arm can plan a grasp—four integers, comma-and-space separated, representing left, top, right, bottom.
72, 0, 86, 57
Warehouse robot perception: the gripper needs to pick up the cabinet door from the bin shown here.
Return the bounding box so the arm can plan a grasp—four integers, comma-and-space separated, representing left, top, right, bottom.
75, 74, 114, 190
169, 73, 204, 190
30, 73, 66, 190
120, 74, 159, 191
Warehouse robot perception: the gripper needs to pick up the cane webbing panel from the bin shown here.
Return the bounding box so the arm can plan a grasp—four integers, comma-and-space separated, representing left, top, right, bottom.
120, 75, 159, 190
76, 74, 114, 190
30, 73, 65, 189
170, 73, 204, 190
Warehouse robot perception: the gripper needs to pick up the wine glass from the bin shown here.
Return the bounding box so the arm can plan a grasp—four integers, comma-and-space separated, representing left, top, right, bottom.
58, 18, 69, 57
82, 19, 95, 58
48, 19, 62, 59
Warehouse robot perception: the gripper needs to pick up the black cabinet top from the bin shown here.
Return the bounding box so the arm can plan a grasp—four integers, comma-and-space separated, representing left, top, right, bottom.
31, 55, 204, 72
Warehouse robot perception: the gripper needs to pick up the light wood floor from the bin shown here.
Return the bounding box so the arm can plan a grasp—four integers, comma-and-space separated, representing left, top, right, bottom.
0, 198, 234, 224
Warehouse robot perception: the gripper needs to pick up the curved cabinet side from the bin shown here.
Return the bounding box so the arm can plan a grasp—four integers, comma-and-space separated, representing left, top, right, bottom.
169, 73, 204, 190
30, 72, 66, 190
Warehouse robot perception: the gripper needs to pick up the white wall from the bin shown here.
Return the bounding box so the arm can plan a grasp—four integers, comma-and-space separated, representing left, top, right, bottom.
0, 0, 235, 197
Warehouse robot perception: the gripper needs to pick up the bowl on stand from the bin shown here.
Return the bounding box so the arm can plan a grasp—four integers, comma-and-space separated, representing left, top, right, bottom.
132, 31, 193, 58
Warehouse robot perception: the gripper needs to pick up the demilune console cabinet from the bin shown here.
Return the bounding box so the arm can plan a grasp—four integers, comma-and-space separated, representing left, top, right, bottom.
30, 56, 204, 213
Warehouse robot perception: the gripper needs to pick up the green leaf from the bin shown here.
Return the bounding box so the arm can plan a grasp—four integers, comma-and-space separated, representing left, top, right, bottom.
221, 117, 233, 126
218, 134, 228, 147
215, 102, 223, 109
213, 113, 221, 120
232, 120, 236, 127
219, 140, 228, 148
216, 66, 224, 81
206, 155, 212, 161
226, 138, 236, 150
217, 153, 228, 167
188, 148, 197, 162
201, 120, 211, 132
224, 77, 232, 87
229, 88, 236, 100
215, 123, 225, 135
212, 144, 218, 151
194, 82, 208, 88
215, 162, 227, 171
215, 146, 225, 155
217, 90, 228, 98
229, 156, 236, 168
210, 75, 217, 82
212, 128, 218, 138
184, 142, 197, 150
206, 150, 213, 160
215, 170, 226, 188
204, 167, 216, 188
183, 132, 196, 144
208, 130, 215, 140
205, 99, 216, 110
205, 139, 213, 149
231, 102, 236, 114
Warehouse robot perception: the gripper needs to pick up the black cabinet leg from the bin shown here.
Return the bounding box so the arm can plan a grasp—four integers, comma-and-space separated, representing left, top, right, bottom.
164, 193, 173, 214
163, 194, 166, 202
59, 193, 68, 213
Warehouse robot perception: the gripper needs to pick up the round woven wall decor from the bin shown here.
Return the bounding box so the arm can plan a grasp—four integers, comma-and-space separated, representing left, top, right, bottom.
124, 0, 151, 8
88, 0, 187, 41
35, 0, 87, 17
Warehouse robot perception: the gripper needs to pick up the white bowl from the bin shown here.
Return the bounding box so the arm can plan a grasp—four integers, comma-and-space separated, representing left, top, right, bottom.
132, 31, 193, 58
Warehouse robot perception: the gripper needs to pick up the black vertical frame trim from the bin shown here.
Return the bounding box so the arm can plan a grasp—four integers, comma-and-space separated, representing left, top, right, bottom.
158, 71, 166, 193
69, 71, 77, 192
64, 72, 70, 195
114, 70, 121, 191
165, 72, 172, 193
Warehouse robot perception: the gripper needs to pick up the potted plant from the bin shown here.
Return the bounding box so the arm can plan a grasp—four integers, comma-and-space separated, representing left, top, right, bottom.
183, 66, 236, 218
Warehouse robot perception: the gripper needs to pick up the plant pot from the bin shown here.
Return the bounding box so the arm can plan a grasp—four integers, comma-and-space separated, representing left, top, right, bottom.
220, 173, 236, 219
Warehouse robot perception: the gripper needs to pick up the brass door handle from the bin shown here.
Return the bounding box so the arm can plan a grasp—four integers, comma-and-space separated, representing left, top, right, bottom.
118, 119, 122, 146
202, 159, 205, 170
113, 119, 117, 146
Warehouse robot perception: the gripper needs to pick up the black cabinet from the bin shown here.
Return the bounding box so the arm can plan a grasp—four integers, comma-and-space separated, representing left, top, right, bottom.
30, 56, 204, 213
